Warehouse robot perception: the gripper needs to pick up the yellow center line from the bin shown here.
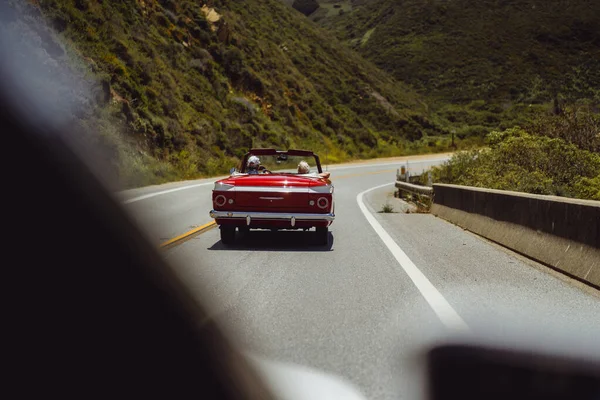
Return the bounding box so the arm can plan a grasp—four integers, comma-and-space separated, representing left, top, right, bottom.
159, 221, 217, 249
159, 168, 396, 249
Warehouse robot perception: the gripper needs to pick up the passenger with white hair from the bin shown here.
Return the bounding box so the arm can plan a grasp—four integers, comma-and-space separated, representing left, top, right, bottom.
297, 160, 330, 179
297, 160, 310, 174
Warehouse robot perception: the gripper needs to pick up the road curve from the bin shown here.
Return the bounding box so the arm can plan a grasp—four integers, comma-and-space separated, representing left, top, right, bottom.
120, 154, 600, 400
118, 154, 450, 246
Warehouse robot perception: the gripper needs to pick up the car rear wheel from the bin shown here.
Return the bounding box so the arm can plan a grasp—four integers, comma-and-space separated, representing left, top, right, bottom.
315, 227, 328, 246
220, 226, 236, 244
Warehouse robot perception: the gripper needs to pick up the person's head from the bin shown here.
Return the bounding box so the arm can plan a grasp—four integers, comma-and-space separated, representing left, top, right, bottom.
297, 160, 310, 174
247, 155, 260, 171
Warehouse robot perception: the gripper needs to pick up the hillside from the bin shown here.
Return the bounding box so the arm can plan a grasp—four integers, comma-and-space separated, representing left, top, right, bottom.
3, 0, 449, 188
315, 0, 600, 135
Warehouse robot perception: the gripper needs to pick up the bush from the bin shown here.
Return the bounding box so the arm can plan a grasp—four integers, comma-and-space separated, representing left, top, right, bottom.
380, 203, 395, 213
527, 107, 600, 152
573, 175, 600, 201
222, 47, 244, 78
154, 12, 169, 27
432, 127, 600, 200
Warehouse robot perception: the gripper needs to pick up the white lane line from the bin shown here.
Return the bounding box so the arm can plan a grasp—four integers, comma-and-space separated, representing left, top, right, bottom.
123, 182, 214, 204
357, 183, 469, 332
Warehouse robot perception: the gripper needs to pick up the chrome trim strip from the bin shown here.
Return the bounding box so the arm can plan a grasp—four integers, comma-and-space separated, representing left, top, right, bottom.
259, 196, 284, 200
214, 182, 235, 191
210, 210, 335, 222
309, 185, 334, 194
213, 185, 333, 194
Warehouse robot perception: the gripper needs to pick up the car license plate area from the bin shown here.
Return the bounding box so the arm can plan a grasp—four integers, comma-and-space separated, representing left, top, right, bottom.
236, 191, 308, 208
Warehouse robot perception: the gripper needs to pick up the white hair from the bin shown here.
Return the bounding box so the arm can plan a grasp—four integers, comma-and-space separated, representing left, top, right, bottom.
297, 160, 310, 174
247, 155, 260, 166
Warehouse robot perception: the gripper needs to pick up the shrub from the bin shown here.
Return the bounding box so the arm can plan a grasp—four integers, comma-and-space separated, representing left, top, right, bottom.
222, 47, 244, 78
154, 12, 169, 27
527, 107, 600, 152
380, 203, 395, 213
432, 127, 600, 200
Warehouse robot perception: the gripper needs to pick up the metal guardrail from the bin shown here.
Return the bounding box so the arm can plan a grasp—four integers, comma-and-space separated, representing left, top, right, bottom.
395, 166, 433, 198
395, 180, 433, 197
394, 158, 445, 200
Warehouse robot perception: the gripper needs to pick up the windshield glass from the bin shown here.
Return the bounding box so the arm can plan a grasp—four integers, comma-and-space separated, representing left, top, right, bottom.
5, 1, 600, 399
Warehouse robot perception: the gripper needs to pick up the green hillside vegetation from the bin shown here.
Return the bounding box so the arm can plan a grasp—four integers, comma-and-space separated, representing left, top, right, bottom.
317, 0, 600, 135
431, 108, 600, 200
6, 0, 459, 188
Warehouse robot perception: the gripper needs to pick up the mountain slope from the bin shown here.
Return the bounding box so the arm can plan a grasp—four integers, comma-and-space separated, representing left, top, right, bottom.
6, 0, 446, 187
318, 0, 600, 104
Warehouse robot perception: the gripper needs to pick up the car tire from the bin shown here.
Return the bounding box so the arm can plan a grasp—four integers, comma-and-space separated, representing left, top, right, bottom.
220, 226, 236, 244
315, 227, 328, 246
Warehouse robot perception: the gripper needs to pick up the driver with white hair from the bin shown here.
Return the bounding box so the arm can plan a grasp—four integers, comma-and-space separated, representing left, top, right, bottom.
247, 155, 260, 174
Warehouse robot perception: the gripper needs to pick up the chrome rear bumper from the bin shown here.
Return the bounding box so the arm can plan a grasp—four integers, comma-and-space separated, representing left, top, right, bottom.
210, 210, 335, 226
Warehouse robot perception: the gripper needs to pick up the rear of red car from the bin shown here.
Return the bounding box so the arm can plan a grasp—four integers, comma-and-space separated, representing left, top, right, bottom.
210, 174, 334, 245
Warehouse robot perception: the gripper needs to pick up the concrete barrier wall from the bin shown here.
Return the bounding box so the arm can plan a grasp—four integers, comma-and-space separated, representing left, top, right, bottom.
431, 184, 600, 288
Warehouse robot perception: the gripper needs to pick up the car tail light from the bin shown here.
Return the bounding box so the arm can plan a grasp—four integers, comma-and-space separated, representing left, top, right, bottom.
317, 197, 329, 209
214, 195, 227, 207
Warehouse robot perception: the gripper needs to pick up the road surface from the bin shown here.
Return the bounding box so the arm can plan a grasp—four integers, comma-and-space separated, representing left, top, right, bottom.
119, 153, 600, 400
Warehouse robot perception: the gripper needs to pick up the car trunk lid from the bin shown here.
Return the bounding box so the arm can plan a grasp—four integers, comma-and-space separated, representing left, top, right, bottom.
228, 174, 318, 209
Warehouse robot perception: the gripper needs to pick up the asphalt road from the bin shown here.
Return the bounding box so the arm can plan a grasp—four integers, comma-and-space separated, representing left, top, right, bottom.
120, 154, 600, 400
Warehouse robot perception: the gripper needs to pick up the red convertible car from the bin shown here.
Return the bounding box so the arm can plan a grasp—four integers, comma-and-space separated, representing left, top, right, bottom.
209, 149, 335, 245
